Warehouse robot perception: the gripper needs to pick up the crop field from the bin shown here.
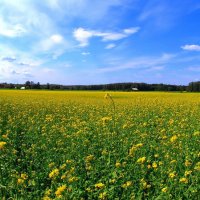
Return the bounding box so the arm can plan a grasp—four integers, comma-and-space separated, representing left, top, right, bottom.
0, 90, 200, 199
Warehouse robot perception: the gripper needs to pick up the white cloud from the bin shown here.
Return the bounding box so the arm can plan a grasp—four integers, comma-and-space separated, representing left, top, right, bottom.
45, 0, 60, 10
181, 44, 200, 51
0, 60, 33, 81
0, 0, 54, 39
0, 18, 26, 37
97, 32, 125, 41
44, 0, 129, 22
73, 28, 94, 47
0, 43, 46, 82
81, 52, 90, 55
73, 27, 140, 47
40, 34, 64, 50
50, 34, 63, 43
105, 43, 116, 49
34, 34, 68, 59
123, 27, 140, 34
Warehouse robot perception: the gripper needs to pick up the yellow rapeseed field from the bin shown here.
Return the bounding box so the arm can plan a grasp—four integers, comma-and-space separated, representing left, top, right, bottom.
0, 90, 199, 199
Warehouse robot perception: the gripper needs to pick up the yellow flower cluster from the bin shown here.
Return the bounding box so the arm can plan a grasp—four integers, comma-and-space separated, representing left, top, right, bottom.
162, 187, 168, 192
137, 157, 146, 164
170, 135, 178, 143
194, 162, 200, 171
122, 181, 132, 188
169, 172, 176, 179
49, 168, 59, 179
85, 155, 95, 171
55, 185, 67, 197
0, 141, 6, 150
129, 143, 143, 157
179, 178, 188, 184
115, 162, 121, 168
95, 182, 105, 189
99, 192, 107, 199
152, 162, 158, 169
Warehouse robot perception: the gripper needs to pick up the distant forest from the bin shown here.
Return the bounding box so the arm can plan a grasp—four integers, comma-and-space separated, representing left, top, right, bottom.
0, 81, 200, 92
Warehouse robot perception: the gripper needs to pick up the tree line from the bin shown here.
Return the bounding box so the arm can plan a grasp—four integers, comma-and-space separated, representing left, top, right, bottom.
0, 81, 200, 92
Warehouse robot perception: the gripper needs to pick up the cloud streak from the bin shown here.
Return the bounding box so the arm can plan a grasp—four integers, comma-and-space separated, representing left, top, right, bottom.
139, 0, 200, 29
181, 44, 200, 51
73, 27, 140, 47
105, 43, 116, 49
97, 53, 174, 73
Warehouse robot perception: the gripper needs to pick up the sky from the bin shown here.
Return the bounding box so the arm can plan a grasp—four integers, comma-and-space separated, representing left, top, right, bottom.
0, 0, 200, 85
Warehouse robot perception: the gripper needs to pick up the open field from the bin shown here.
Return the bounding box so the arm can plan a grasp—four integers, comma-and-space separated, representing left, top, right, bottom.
0, 90, 200, 199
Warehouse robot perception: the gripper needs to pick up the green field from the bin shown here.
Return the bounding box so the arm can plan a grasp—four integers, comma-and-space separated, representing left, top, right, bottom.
0, 90, 200, 199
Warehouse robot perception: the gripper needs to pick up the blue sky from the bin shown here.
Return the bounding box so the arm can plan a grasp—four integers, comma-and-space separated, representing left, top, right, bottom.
0, 0, 200, 85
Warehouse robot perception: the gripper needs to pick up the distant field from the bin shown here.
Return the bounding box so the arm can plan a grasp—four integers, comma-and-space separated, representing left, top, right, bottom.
0, 90, 200, 199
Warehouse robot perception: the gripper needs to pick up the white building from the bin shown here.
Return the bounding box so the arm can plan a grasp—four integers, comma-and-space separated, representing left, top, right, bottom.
132, 88, 138, 91
20, 87, 25, 90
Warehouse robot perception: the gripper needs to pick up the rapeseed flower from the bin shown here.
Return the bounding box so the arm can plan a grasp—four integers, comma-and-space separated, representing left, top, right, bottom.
152, 162, 158, 169
99, 192, 107, 199
55, 185, 67, 197
101, 117, 112, 124
184, 170, 192, 176
68, 176, 78, 183
194, 162, 200, 171
95, 183, 105, 189
85, 155, 95, 162
21, 173, 28, 180
49, 168, 59, 179
137, 157, 146, 164
42, 196, 52, 200
0, 141, 6, 150
115, 162, 121, 168
185, 160, 192, 167
170, 135, 178, 143
17, 178, 24, 185
179, 178, 188, 184
169, 172, 176, 179
135, 143, 143, 148
162, 187, 168, 192
44, 189, 51, 196
122, 181, 132, 188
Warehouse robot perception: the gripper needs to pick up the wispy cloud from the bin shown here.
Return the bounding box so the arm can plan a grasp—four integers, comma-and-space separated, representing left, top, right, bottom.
181, 44, 200, 51
188, 66, 200, 72
0, 0, 55, 38
105, 43, 116, 49
0, 18, 26, 37
98, 53, 174, 73
38, 34, 64, 51
44, 0, 130, 22
73, 27, 140, 47
33, 34, 73, 59
145, 66, 164, 72
139, 0, 199, 29
81, 52, 90, 56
